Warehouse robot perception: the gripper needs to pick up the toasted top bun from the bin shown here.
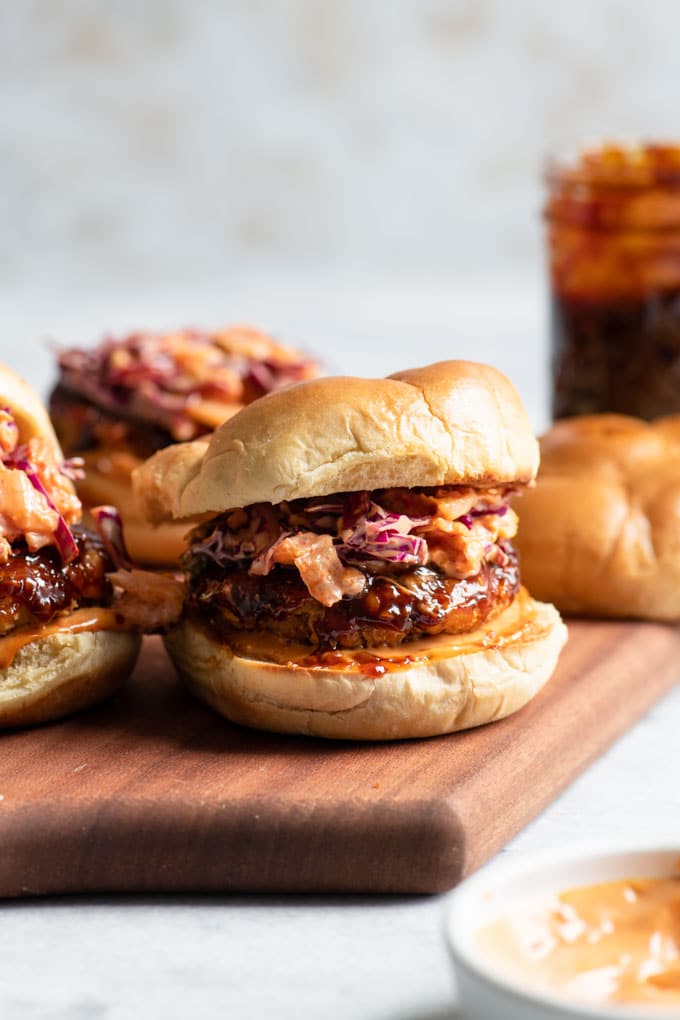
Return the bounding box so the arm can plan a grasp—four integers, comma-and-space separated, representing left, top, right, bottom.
515, 414, 680, 620
0, 363, 63, 462
164, 590, 567, 740
132, 440, 210, 528
133, 360, 538, 523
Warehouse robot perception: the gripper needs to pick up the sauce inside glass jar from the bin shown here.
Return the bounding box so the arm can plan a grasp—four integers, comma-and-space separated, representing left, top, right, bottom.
546, 143, 680, 420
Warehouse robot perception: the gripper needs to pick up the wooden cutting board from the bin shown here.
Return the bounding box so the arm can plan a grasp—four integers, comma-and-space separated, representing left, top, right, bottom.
0, 621, 678, 897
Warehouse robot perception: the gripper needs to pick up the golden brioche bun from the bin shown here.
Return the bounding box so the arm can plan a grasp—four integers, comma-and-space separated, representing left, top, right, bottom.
0, 618, 141, 729
130, 440, 210, 531
133, 360, 539, 522
164, 591, 567, 740
515, 414, 680, 619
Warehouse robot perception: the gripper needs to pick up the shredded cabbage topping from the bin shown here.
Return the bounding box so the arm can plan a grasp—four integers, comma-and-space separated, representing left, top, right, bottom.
90, 505, 133, 570
187, 486, 518, 607
0, 408, 82, 564
56, 327, 318, 440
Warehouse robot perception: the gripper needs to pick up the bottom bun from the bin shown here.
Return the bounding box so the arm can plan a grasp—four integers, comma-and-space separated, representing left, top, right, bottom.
165, 589, 567, 740
0, 629, 141, 728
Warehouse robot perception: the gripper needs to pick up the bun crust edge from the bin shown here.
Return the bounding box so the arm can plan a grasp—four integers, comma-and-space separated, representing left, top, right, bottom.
164, 595, 567, 740
0, 629, 141, 728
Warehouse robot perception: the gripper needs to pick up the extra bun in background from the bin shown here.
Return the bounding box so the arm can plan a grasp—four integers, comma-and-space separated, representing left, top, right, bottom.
0, 364, 143, 727
135, 360, 567, 741
49, 325, 320, 565
514, 414, 680, 620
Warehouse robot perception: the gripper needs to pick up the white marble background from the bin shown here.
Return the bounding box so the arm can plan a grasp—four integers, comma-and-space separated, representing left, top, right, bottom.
2, 0, 680, 291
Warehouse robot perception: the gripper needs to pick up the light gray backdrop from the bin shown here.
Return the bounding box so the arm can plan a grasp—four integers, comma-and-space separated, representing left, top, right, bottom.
1, 0, 678, 427
2, 0, 678, 289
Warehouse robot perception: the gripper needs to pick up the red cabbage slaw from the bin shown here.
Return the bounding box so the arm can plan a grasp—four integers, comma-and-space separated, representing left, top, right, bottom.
338, 502, 430, 566
0, 412, 135, 570
190, 494, 510, 575
57, 331, 316, 440
90, 505, 133, 569
191, 508, 277, 565
2, 449, 79, 564
0, 404, 86, 566
458, 504, 508, 530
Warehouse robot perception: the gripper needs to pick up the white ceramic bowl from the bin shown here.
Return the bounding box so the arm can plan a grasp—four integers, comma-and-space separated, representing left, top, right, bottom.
445, 842, 680, 1019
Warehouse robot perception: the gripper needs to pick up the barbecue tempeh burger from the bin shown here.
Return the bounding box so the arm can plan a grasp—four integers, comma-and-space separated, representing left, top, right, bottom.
0, 364, 183, 727
134, 361, 567, 740
49, 325, 319, 565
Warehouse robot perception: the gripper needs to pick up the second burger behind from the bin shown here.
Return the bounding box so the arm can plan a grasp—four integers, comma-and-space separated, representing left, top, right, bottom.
134, 360, 567, 740
49, 325, 319, 565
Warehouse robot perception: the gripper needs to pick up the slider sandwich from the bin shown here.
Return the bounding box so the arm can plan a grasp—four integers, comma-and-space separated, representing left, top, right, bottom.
50, 325, 319, 564
0, 364, 183, 726
135, 361, 567, 740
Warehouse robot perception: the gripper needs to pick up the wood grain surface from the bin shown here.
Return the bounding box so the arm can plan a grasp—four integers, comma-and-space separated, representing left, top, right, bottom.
0, 621, 678, 897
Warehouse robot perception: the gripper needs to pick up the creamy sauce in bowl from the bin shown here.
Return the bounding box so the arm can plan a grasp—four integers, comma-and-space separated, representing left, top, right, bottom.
478, 875, 680, 1009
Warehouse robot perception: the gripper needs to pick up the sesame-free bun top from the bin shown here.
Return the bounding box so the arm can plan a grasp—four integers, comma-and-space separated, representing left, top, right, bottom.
0, 363, 64, 463
515, 414, 680, 620
134, 360, 539, 523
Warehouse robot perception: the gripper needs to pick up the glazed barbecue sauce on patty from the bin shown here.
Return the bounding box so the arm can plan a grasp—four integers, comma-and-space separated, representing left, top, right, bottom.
188, 544, 520, 652
0, 526, 114, 635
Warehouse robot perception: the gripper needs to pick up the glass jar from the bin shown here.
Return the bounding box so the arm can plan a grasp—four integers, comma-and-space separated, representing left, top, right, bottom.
545, 143, 680, 419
